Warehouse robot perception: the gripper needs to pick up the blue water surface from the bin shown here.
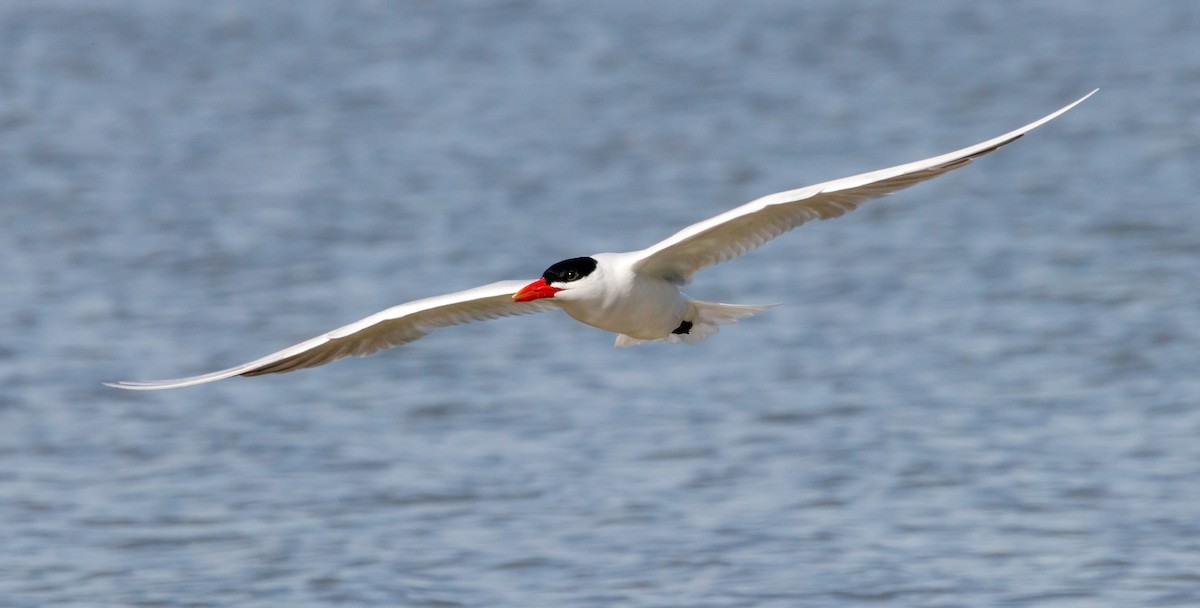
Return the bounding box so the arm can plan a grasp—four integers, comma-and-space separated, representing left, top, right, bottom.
1, 2, 1198, 606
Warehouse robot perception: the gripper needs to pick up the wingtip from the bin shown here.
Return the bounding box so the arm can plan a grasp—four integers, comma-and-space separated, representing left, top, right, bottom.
103, 380, 155, 391
1041, 89, 1097, 129
102, 378, 211, 391
1063, 88, 1099, 111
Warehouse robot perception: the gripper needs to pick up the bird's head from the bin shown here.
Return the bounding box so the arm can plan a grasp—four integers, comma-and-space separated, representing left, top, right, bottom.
512, 256, 599, 302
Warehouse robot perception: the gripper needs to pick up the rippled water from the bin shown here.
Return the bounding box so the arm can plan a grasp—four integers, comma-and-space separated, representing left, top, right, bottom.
2, 1, 1198, 606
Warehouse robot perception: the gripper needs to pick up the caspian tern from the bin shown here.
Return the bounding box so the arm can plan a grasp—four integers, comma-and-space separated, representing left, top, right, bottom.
106, 91, 1095, 390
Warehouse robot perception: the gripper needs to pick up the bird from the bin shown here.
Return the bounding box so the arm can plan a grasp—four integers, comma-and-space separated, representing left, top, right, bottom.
105, 90, 1095, 390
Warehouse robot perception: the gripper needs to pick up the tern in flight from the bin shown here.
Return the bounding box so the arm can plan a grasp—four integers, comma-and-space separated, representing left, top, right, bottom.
106, 91, 1095, 390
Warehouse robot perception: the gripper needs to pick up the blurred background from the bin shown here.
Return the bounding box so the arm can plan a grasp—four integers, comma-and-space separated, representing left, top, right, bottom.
2, 1, 1197, 606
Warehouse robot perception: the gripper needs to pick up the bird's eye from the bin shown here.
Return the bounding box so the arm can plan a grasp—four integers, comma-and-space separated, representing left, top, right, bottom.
563, 270, 579, 281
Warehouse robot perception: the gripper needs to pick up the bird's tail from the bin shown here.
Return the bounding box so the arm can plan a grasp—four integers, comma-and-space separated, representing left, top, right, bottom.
613, 300, 778, 347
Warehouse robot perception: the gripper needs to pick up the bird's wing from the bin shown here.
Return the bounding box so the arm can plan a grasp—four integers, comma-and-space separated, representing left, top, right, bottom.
631, 90, 1095, 284
104, 280, 557, 390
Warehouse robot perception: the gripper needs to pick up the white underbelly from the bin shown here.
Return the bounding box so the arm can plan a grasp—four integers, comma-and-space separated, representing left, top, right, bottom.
558, 278, 686, 339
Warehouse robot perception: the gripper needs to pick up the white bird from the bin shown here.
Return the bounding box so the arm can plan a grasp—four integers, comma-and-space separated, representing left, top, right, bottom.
106, 91, 1095, 390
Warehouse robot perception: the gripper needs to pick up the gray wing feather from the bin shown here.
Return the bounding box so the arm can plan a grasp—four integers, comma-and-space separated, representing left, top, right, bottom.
632, 91, 1095, 284
105, 280, 557, 390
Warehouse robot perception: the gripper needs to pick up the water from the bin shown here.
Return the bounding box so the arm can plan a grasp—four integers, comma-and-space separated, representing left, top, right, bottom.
2, 1, 1198, 606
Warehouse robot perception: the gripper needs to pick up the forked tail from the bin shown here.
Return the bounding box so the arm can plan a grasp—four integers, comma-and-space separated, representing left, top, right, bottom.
614, 300, 778, 347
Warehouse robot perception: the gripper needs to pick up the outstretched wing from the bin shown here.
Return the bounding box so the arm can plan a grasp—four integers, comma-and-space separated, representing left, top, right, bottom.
631, 90, 1096, 284
105, 280, 558, 390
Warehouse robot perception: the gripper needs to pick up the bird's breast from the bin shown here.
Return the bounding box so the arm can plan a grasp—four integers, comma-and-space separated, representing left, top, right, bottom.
558, 276, 686, 340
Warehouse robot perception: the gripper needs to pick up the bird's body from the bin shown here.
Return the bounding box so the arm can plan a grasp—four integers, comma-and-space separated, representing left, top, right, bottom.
106, 91, 1095, 390
553, 252, 689, 340
542, 252, 776, 346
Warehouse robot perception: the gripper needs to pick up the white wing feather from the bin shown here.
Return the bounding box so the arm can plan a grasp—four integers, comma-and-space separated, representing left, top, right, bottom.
104, 280, 557, 390
632, 90, 1096, 284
